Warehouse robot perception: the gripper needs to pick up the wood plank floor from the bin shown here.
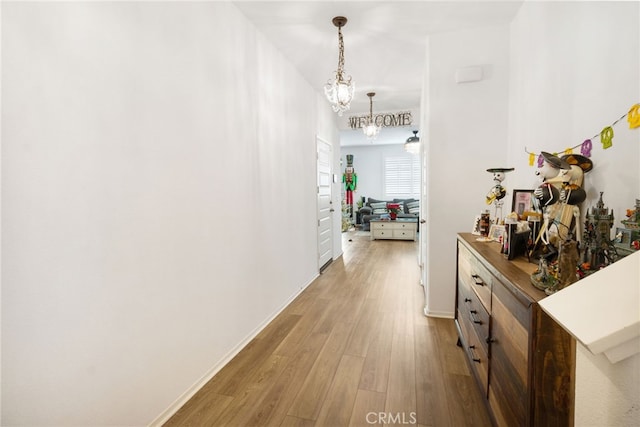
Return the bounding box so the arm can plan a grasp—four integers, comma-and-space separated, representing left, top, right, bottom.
164, 230, 493, 427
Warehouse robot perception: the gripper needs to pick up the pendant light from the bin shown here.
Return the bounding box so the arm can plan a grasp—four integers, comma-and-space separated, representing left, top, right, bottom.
324, 16, 355, 116
363, 92, 381, 140
404, 130, 420, 154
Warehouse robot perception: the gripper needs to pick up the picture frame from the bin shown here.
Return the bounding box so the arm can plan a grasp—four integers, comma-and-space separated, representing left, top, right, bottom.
489, 224, 506, 242
512, 189, 535, 218
472, 215, 482, 235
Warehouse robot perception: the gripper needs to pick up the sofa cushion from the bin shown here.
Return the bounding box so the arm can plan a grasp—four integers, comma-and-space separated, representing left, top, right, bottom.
367, 198, 385, 206
393, 198, 416, 213
370, 201, 388, 214
407, 200, 420, 215
366, 198, 419, 215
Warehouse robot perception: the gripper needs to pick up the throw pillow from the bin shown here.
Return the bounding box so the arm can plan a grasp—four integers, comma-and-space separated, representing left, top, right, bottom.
370, 201, 388, 214
407, 200, 420, 215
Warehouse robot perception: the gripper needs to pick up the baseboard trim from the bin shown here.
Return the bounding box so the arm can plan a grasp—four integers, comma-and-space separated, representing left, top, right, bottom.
423, 306, 455, 319
148, 273, 319, 427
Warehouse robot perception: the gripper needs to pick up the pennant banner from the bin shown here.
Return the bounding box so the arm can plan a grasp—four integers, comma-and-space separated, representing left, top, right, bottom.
525, 103, 639, 165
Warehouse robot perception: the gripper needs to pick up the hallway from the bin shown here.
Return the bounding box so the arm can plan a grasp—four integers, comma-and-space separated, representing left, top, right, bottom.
165, 231, 492, 426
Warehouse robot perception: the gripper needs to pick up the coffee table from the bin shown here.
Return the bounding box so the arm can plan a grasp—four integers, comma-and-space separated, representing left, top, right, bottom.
370, 218, 418, 241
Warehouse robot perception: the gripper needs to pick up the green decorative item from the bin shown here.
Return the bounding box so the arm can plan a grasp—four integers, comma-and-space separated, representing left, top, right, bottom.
614, 198, 640, 257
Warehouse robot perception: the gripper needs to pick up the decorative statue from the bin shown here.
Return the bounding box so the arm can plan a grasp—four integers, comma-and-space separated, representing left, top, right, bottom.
343, 154, 357, 207
552, 239, 580, 294
530, 152, 594, 292
614, 198, 640, 257
485, 167, 514, 221
583, 192, 617, 269
534, 152, 591, 251
556, 154, 592, 241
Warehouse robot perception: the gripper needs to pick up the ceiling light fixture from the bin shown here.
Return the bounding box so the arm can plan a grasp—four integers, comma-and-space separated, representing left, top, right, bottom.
363, 92, 381, 140
404, 130, 420, 154
324, 16, 354, 116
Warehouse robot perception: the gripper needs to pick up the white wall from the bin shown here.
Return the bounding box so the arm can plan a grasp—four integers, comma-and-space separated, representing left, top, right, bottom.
507, 0, 640, 217
575, 344, 640, 427
1, 2, 335, 425
506, 2, 640, 426
423, 24, 511, 317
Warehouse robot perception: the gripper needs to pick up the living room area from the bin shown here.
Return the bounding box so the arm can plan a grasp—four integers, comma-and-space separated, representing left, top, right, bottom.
339, 138, 421, 236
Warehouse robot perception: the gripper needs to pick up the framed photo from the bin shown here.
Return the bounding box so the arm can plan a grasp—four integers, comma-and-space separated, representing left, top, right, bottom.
512, 189, 535, 218
489, 224, 506, 242
472, 215, 482, 235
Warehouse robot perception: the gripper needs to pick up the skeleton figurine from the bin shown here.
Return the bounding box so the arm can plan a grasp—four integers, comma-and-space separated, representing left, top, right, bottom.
534, 152, 592, 258
533, 152, 570, 251
485, 167, 514, 221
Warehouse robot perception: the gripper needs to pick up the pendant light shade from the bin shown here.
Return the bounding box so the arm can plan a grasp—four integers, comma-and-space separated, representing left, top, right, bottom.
404, 130, 420, 154
363, 92, 381, 140
324, 17, 355, 116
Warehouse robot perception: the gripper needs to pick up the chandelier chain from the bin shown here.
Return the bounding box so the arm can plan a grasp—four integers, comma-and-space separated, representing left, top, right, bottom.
324, 16, 354, 116
336, 27, 350, 83
368, 95, 374, 124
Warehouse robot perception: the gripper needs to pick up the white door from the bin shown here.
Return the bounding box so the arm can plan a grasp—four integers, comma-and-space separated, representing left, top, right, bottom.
419, 138, 428, 308
317, 138, 334, 271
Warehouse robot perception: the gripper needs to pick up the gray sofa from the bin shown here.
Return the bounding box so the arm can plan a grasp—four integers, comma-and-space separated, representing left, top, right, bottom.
359, 198, 420, 231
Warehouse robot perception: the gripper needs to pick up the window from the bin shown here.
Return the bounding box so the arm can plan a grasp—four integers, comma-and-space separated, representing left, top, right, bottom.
384, 155, 420, 198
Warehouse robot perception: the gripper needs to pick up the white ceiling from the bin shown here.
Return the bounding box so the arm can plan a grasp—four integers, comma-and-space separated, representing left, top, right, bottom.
233, 1, 524, 145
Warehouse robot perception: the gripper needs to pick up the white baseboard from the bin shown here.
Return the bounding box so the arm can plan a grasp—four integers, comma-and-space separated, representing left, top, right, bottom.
423, 306, 454, 319
148, 273, 319, 427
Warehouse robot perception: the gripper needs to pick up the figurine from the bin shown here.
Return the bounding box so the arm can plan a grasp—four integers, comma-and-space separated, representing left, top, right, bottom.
343, 154, 357, 207
531, 257, 558, 292
583, 192, 618, 268
533, 152, 569, 255
614, 198, 640, 257
533, 152, 592, 257
485, 167, 514, 222
550, 238, 580, 294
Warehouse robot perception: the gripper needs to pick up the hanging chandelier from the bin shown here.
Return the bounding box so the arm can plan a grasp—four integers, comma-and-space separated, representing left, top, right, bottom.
324, 16, 355, 116
404, 130, 420, 154
363, 92, 381, 140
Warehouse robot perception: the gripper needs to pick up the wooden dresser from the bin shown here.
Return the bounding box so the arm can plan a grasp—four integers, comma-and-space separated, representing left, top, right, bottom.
455, 233, 575, 427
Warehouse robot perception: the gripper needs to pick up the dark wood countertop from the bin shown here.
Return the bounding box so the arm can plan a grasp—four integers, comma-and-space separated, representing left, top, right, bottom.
458, 232, 548, 305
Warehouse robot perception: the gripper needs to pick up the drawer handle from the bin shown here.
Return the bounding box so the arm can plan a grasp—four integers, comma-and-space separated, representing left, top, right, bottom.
469, 310, 483, 325
471, 274, 484, 286
464, 298, 472, 303
469, 345, 481, 363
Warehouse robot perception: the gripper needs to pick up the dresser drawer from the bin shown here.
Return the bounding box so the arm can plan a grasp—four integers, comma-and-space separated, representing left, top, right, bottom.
457, 305, 489, 395
393, 222, 415, 230
458, 278, 490, 354
392, 229, 415, 240
458, 244, 492, 312
372, 229, 392, 239
372, 221, 393, 230
372, 221, 414, 230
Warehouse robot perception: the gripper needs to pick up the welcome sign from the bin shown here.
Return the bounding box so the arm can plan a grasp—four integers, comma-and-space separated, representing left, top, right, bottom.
348, 111, 412, 129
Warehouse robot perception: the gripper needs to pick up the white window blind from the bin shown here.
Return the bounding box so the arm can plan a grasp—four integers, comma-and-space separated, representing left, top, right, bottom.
384, 156, 420, 198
